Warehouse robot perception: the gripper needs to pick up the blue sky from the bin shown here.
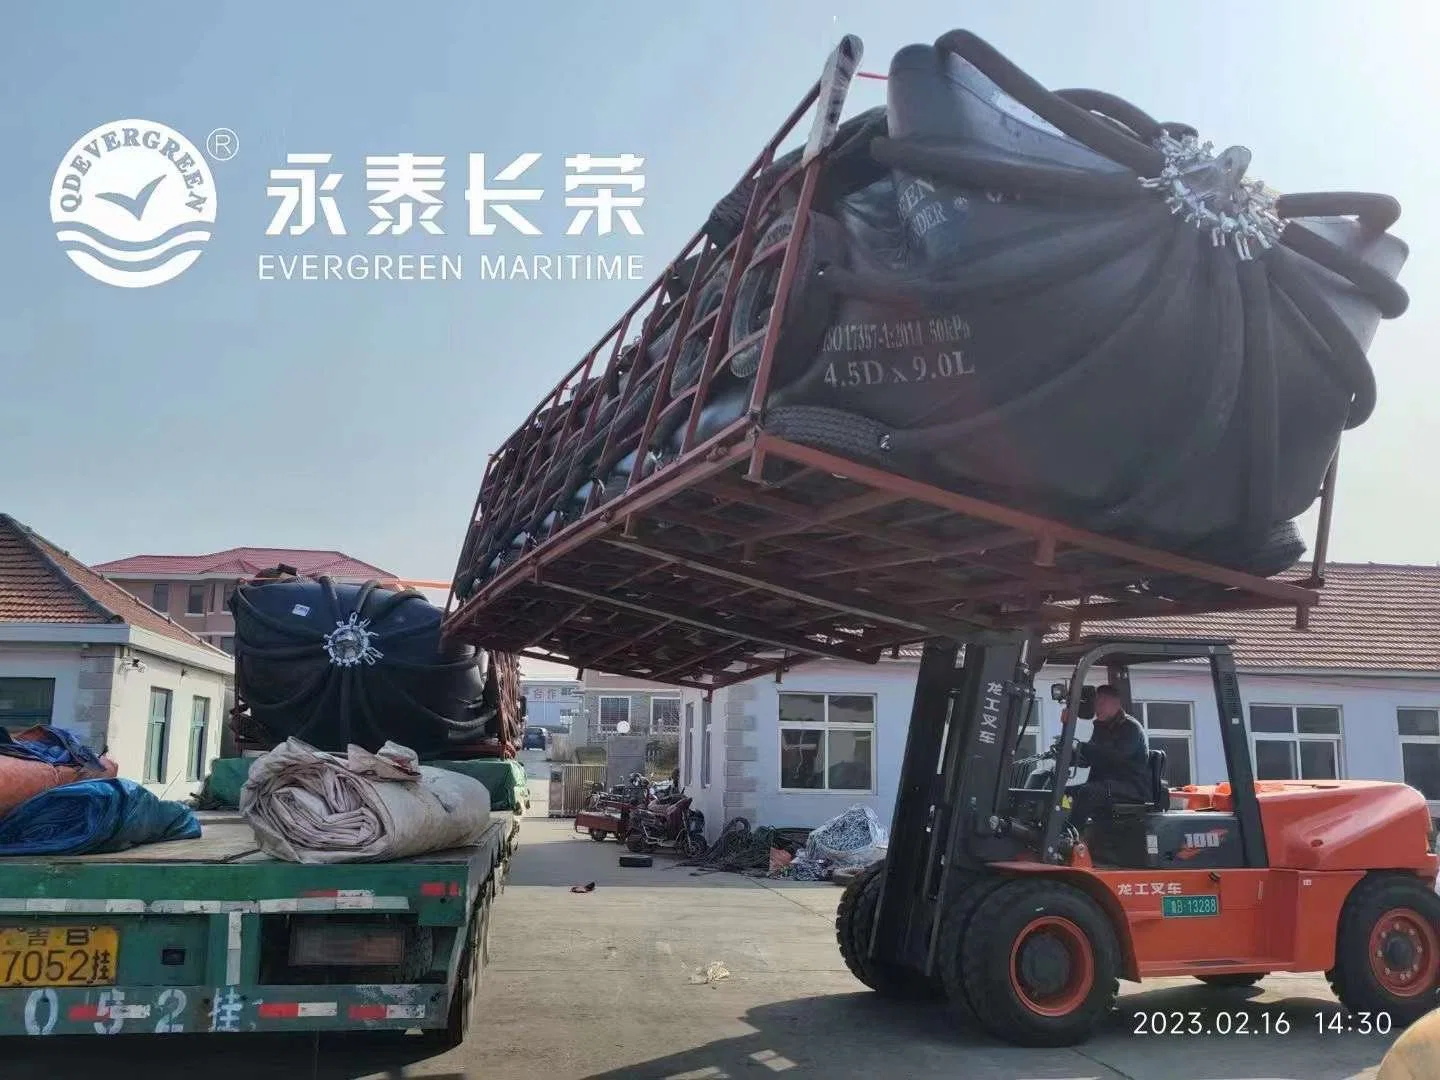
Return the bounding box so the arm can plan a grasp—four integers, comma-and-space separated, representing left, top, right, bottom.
1, 1, 1435, 580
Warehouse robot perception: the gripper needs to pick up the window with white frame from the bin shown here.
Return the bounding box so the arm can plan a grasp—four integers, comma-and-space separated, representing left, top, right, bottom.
1397, 708, 1440, 808
701, 698, 713, 788
1249, 704, 1343, 781
1135, 701, 1194, 787
683, 703, 695, 787
650, 696, 681, 734
778, 692, 875, 792
598, 695, 631, 734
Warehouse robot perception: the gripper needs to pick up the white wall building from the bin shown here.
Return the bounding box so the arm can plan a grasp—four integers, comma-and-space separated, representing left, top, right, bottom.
678, 563, 1440, 839
0, 515, 234, 799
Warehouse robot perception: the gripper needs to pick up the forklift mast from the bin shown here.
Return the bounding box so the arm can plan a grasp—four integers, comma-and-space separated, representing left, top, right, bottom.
872, 634, 1039, 975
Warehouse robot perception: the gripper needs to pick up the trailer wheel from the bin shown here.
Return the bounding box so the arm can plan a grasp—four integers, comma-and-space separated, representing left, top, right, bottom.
1197, 973, 1264, 988
934, 874, 1009, 1025
589, 829, 608, 842
835, 862, 942, 1000
429, 872, 494, 1051
1328, 873, 1440, 1025
961, 878, 1120, 1047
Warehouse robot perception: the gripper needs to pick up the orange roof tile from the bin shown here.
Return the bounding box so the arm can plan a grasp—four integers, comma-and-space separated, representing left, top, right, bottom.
0, 515, 229, 657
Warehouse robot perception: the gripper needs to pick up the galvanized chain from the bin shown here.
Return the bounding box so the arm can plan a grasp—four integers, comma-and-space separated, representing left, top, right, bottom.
1139, 133, 1285, 260
322, 611, 384, 667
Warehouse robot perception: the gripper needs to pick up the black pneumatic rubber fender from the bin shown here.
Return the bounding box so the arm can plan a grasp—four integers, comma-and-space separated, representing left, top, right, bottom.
960, 878, 1121, 1047
1327, 873, 1440, 1024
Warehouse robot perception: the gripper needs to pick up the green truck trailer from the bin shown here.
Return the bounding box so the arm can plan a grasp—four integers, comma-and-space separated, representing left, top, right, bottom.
0, 756, 530, 1041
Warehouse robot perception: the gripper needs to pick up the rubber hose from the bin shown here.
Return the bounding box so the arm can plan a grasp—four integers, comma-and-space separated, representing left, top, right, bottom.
933, 30, 1165, 176
1280, 221, 1409, 318
1054, 88, 1164, 143
1238, 258, 1281, 546
1264, 246, 1377, 428
869, 136, 1148, 200
1275, 191, 1400, 233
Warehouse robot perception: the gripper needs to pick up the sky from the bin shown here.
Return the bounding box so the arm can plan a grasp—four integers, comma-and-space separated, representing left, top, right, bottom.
1, 0, 1436, 590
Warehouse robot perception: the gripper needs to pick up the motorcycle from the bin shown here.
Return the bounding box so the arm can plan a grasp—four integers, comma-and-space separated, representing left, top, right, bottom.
573, 771, 650, 842
625, 785, 707, 857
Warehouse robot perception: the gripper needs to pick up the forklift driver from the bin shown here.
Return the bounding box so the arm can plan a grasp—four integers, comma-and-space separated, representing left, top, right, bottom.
1063, 685, 1150, 832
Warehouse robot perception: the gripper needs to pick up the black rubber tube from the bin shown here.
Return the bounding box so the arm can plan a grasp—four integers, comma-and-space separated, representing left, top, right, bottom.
933, 30, 1164, 176
1280, 221, 1409, 318
870, 136, 1147, 201
1275, 191, 1400, 233
1265, 246, 1378, 428
1054, 88, 1163, 144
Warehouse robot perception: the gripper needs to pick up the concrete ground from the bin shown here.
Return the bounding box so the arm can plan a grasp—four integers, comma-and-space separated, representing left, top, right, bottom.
3, 767, 1406, 1079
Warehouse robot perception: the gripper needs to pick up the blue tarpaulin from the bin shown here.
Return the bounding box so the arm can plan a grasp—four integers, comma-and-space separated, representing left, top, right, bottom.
0, 778, 201, 856
0, 726, 106, 772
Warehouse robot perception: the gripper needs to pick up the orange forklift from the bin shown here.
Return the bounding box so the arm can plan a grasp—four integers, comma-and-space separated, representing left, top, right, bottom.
838, 635, 1440, 1046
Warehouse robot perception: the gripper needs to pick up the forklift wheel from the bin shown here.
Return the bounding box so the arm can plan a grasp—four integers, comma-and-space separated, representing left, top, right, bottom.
1328, 873, 1440, 1025
960, 878, 1121, 1047
934, 874, 1011, 1024
1197, 973, 1264, 988
835, 863, 943, 1000
625, 831, 650, 854
589, 830, 609, 842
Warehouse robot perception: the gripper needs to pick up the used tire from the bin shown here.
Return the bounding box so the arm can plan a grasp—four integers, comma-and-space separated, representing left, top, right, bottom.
727, 210, 845, 388
934, 874, 1010, 1025
761, 405, 897, 470
1197, 972, 1264, 988
834, 862, 942, 999
960, 878, 1121, 1047
1328, 873, 1440, 1025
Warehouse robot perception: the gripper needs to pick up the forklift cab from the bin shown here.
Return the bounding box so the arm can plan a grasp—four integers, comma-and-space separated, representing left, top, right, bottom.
1017, 637, 1260, 872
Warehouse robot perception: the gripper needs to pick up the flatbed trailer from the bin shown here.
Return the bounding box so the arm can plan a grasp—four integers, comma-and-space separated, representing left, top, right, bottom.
0, 812, 508, 1041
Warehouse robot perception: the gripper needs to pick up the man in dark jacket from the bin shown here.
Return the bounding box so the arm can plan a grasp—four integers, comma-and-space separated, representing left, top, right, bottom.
1065, 685, 1150, 831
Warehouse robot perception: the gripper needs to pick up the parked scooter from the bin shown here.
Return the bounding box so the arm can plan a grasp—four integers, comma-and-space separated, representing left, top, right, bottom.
625, 784, 706, 857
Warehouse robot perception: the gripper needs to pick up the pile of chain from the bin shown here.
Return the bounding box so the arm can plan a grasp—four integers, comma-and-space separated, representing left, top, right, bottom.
678, 817, 811, 877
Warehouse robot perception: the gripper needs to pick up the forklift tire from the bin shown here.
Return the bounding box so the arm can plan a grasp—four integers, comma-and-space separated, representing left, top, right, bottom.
934, 874, 1011, 1025
960, 878, 1121, 1047
1328, 873, 1440, 1025
835, 862, 943, 1000
589, 829, 608, 842
1197, 973, 1264, 988
625, 830, 649, 854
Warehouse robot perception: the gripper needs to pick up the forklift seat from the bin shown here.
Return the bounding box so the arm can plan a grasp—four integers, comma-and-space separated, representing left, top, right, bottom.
1107, 749, 1169, 817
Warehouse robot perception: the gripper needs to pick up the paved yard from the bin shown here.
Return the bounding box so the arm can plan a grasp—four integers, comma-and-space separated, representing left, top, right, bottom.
1, 792, 1406, 1079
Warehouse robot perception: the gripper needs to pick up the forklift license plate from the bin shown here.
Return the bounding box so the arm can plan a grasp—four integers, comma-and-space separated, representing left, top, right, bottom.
1162, 894, 1220, 918
0, 926, 119, 987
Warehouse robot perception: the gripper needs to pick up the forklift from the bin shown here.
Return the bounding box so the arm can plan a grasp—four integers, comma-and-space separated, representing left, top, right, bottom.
836, 634, 1440, 1046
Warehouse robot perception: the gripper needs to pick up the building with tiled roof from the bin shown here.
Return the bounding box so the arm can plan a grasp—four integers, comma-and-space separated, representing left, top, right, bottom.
675, 563, 1440, 841
0, 515, 234, 798
92, 546, 395, 655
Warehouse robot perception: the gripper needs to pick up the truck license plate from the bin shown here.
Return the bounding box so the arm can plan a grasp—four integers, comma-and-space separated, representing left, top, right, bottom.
0, 926, 119, 987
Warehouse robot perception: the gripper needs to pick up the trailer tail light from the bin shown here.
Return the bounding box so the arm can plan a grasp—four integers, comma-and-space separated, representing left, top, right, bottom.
288, 920, 406, 967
